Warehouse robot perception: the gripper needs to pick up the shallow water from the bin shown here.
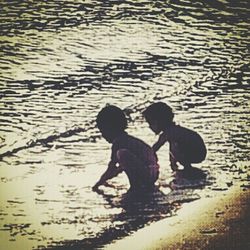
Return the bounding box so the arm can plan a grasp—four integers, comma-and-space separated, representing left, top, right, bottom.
0, 0, 250, 249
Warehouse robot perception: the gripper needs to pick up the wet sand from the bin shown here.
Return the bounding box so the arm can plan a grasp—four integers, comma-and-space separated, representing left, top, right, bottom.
106, 185, 250, 250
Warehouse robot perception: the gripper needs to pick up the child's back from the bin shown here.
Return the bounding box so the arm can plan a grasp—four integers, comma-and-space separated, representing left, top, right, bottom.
112, 131, 157, 167
112, 131, 159, 190
161, 123, 206, 169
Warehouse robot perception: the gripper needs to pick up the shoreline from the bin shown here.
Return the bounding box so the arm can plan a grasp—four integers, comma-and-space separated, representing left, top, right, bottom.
105, 185, 250, 250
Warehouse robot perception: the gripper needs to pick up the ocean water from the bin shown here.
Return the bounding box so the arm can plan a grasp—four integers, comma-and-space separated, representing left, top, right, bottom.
0, 0, 249, 249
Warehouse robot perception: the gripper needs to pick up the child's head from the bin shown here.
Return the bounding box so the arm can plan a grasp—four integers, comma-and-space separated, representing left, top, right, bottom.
96, 105, 127, 143
143, 102, 174, 134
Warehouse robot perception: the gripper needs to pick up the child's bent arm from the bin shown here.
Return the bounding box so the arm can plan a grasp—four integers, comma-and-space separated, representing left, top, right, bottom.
92, 161, 123, 190
170, 151, 178, 171
92, 162, 115, 189
153, 133, 167, 152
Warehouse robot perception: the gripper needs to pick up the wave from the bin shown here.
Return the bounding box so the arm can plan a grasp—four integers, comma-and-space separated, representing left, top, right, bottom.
1, 61, 248, 161
1, 0, 249, 36
0, 124, 97, 161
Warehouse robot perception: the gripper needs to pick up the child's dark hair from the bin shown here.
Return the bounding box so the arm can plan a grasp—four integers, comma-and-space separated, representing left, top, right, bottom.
143, 102, 174, 126
96, 105, 127, 132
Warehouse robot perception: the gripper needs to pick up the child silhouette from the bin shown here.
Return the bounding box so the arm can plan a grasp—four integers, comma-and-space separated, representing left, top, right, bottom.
143, 102, 207, 179
93, 105, 159, 192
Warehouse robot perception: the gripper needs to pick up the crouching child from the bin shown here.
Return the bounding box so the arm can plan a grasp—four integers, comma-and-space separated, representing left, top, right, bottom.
92, 105, 159, 192
143, 102, 207, 178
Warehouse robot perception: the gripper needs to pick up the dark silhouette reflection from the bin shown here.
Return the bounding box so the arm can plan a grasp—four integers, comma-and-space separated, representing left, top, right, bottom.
45, 180, 205, 250
174, 167, 207, 181
170, 167, 208, 190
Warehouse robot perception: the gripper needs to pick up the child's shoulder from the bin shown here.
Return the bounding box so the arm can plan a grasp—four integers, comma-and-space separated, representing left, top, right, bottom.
127, 133, 148, 145
170, 124, 195, 132
127, 133, 154, 151
166, 124, 199, 138
113, 132, 148, 146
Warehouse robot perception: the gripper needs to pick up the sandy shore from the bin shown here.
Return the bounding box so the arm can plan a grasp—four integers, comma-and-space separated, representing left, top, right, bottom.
105, 186, 250, 250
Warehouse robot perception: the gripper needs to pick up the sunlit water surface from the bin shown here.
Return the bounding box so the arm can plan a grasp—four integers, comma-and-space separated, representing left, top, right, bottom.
0, 0, 249, 249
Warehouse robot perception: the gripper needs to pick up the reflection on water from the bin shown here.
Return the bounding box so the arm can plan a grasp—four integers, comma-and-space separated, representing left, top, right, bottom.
0, 0, 249, 249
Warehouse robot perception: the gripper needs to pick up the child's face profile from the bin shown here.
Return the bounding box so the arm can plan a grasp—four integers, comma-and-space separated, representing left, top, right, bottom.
100, 128, 114, 143
148, 119, 161, 134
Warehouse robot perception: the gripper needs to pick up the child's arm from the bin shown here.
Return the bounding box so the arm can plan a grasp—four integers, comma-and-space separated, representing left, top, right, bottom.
92, 161, 123, 191
153, 133, 167, 152
169, 151, 178, 171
